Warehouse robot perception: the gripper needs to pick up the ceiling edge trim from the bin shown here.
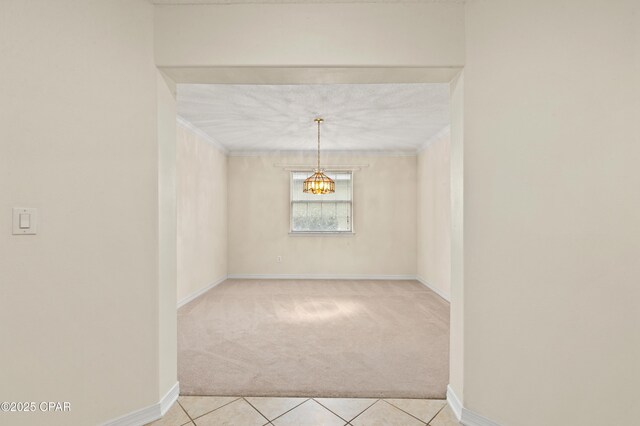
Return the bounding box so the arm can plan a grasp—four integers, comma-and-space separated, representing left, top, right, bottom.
176, 116, 228, 154
227, 149, 417, 157
275, 164, 369, 171
416, 125, 450, 154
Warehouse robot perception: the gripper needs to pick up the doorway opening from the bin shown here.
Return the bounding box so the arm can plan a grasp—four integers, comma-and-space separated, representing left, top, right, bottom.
158, 66, 464, 424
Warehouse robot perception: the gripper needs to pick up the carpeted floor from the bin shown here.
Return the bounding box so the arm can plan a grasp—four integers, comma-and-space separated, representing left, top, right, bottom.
178, 279, 449, 399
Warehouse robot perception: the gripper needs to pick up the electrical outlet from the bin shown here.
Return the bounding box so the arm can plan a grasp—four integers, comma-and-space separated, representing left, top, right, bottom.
276, 256, 282, 263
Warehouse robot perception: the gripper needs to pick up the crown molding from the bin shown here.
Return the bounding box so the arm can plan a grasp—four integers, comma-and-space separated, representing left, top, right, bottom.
176, 116, 228, 154
416, 125, 450, 154
227, 149, 417, 157
274, 163, 369, 171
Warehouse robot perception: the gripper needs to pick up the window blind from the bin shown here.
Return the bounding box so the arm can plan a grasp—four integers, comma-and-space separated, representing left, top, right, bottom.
290, 171, 353, 233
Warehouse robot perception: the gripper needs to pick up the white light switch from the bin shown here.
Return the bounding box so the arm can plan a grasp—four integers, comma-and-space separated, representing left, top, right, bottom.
19, 213, 30, 229
13, 208, 38, 235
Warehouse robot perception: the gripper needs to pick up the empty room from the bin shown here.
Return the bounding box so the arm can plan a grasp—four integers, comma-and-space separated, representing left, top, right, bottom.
172, 83, 454, 424
2, 1, 638, 426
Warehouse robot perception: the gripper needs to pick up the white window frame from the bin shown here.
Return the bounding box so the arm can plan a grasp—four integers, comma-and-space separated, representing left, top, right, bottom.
289, 170, 355, 235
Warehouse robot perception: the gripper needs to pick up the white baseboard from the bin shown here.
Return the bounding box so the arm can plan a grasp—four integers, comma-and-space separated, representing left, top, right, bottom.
447, 384, 501, 426
227, 274, 416, 280
102, 403, 158, 426
178, 276, 227, 308
103, 382, 179, 426
159, 381, 180, 415
462, 409, 501, 426
447, 384, 463, 420
178, 275, 449, 311
178, 274, 434, 310
416, 276, 450, 301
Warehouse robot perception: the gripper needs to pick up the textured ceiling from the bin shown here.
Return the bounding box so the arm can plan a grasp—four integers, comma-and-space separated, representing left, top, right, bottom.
177, 84, 450, 153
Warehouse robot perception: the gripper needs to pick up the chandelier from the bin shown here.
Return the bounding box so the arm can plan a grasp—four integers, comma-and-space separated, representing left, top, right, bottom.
303, 118, 335, 194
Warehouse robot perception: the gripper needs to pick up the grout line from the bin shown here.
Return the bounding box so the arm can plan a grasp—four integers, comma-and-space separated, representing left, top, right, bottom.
267, 398, 310, 422
348, 399, 381, 423
313, 398, 379, 423
242, 397, 273, 425
186, 397, 242, 421
305, 400, 349, 424
248, 397, 310, 423
427, 404, 447, 425
381, 400, 428, 425
176, 399, 194, 424
310, 398, 350, 423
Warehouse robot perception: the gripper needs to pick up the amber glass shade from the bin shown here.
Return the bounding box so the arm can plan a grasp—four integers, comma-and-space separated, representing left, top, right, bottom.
303, 170, 335, 194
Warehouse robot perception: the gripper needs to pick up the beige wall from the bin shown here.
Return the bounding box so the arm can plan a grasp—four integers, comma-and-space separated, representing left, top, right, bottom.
417, 132, 452, 299
154, 3, 464, 68
464, 1, 640, 425
449, 73, 465, 399
7, 1, 638, 425
157, 71, 178, 399
0, 1, 161, 425
177, 122, 228, 303
228, 154, 417, 277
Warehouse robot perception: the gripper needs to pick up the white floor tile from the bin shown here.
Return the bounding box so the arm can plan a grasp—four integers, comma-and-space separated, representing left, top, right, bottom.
428, 405, 460, 426
351, 400, 425, 426
194, 399, 267, 426
314, 398, 378, 422
178, 396, 239, 419
272, 399, 346, 426
245, 397, 308, 420
385, 399, 446, 423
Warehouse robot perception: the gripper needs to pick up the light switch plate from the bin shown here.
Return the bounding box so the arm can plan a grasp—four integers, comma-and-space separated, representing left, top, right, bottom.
12, 207, 37, 235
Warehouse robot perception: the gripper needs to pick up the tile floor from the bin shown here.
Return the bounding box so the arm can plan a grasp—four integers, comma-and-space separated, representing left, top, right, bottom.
148, 396, 460, 426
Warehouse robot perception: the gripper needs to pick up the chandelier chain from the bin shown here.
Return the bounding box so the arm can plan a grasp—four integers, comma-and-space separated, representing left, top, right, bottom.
304, 117, 334, 194
316, 118, 322, 171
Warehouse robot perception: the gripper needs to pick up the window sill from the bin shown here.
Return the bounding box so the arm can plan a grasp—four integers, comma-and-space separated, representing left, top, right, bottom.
289, 232, 356, 237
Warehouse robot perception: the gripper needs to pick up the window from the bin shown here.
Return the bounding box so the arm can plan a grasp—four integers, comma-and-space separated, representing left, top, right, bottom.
290, 171, 353, 233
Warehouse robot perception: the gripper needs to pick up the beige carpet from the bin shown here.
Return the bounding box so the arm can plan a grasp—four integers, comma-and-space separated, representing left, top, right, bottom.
178, 279, 449, 398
